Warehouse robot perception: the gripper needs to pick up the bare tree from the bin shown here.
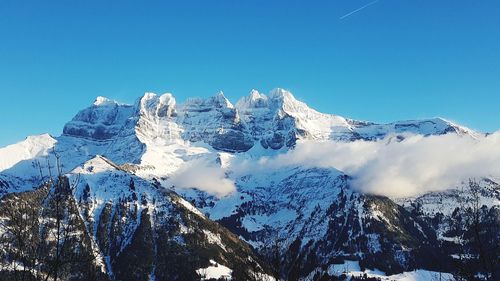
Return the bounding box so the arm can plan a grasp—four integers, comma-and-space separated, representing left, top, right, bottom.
0, 187, 49, 281
0, 152, 104, 281
451, 179, 500, 281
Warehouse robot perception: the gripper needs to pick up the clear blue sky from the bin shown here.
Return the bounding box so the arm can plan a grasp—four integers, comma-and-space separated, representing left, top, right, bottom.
1, 0, 499, 147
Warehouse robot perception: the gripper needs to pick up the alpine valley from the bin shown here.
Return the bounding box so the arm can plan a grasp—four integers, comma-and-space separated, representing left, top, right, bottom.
0, 89, 498, 281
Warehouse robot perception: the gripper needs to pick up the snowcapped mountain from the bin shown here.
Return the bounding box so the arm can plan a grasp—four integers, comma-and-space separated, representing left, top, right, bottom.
0, 88, 478, 198
62, 88, 478, 158
0, 89, 498, 281
0, 88, 480, 197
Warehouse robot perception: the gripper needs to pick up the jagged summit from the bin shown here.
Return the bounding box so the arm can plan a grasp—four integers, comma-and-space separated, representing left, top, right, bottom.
212, 91, 234, 108
139, 92, 177, 118
235, 89, 268, 109
236, 88, 299, 110
268, 87, 295, 100
183, 91, 235, 110
57, 89, 480, 153
1, 88, 482, 177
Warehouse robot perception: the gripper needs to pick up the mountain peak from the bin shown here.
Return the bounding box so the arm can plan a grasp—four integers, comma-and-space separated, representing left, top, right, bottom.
214, 90, 225, 98
248, 89, 265, 100
267, 88, 308, 114
139, 92, 177, 118
72, 155, 119, 175
183, 91, 234, 110
60, 89, 480, 153
266, 88, 314, 117
237, 88, 298, 110
93, 96, 117, 106
431, 117, 478, 137
210, 91, 234, 108
269, 88, 295, 101
236, 89, 268, 109
0, 133, 57, 172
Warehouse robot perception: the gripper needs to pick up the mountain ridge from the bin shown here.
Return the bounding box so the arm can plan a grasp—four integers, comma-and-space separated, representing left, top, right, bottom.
1, 89, 498, 281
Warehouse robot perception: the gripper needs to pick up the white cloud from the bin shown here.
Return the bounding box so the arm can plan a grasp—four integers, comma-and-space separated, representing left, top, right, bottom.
349, 133, 500, 197
170, 159, 236, 198
234, 132, 500, 198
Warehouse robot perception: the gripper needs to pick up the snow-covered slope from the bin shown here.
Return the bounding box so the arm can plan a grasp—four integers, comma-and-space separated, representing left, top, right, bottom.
0, 134, 56, 172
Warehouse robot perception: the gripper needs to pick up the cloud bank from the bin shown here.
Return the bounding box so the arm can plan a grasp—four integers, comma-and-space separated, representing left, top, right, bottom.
170, 132, 500, 198
170, 159, 236, 198
237, 132, 500, 197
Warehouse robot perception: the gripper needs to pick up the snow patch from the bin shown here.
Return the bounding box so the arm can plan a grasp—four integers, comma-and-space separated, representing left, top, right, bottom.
202, 229, 226, 251
175, 197, 205, 218
196, 260, 232, 280
325, 260, 452, 281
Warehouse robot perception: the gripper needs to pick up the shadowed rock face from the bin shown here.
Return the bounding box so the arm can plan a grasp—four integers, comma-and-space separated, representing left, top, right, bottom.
210, 128, 255, 152
178, 93, 255, 152
63, 99, 136, 140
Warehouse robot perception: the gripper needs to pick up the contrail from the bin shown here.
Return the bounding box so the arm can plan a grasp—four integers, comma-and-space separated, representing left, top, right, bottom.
339, 0, 379, 20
